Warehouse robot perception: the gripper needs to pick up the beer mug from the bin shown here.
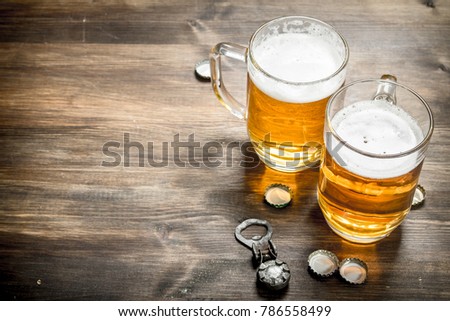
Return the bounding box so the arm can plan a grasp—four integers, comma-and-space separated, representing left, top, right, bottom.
318, 77, 434, 243
210, 16, 349, 172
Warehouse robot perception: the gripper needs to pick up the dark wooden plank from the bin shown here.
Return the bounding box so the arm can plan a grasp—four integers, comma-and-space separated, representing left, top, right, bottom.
0, 0, 449, 300
0, 0, 449, 44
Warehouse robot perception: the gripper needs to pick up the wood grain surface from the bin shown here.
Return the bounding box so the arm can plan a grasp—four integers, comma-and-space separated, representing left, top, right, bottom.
0, 0, 449, 300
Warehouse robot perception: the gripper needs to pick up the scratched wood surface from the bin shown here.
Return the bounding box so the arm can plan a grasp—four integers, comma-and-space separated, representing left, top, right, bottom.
0, 0, 449, 300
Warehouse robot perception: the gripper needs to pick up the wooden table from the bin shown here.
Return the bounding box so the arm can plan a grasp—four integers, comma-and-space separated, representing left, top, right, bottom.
1, 0, 449, 300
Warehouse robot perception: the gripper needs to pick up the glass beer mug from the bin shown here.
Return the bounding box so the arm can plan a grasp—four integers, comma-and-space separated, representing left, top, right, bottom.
210, 16, 349, 172
318, 77, 434, 243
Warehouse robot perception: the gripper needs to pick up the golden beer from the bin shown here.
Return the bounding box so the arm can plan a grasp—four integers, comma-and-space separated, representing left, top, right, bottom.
247, 77, 329, 170
318, 150, 422, 242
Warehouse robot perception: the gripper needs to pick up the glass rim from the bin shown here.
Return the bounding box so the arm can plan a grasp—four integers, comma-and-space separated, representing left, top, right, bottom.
247, 15, 349, 86
326, 78, 434, 159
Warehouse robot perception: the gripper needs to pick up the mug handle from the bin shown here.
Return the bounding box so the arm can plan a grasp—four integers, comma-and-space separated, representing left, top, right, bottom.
210, 42, 248, 120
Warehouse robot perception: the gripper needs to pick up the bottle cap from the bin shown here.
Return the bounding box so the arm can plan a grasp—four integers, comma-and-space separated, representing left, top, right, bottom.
194, 59, 211, 81
307, 249, 340, 277
339, 258, 368, 284
264, 184, 293, 208
257, 259, 291, 291
412, 184, 426, 209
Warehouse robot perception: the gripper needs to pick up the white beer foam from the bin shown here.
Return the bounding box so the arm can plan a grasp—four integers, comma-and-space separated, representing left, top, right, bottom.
328, 100, 424, 179
249, 33, 345, 103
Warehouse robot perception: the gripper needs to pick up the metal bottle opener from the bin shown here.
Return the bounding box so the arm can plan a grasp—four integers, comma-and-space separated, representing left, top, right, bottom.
235, 219, 291, 291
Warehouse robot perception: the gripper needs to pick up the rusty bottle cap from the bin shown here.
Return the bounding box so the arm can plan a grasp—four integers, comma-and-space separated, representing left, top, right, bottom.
257, 259, 291, 291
